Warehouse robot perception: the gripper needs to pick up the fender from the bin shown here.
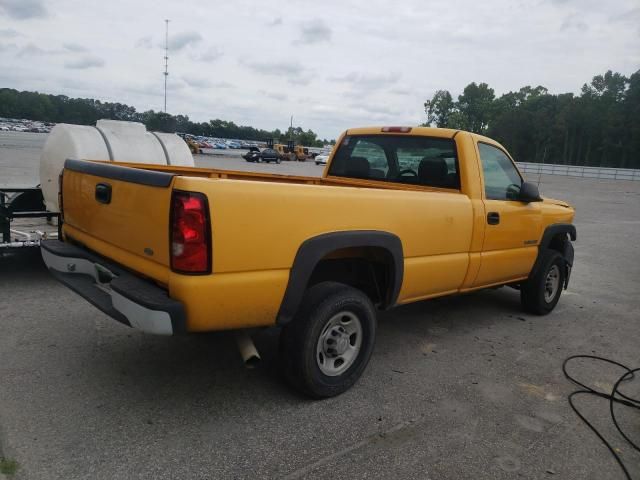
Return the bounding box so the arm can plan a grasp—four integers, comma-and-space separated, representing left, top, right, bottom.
539, 223, 577, 247
530, 223, 577, 285
276, 231, 404, 325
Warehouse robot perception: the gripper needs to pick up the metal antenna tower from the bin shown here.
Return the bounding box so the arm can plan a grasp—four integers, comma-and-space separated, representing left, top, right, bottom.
163, 19, 170, 113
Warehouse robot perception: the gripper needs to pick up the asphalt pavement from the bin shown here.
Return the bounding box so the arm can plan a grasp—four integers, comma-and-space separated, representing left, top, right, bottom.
1, 131, 639, 479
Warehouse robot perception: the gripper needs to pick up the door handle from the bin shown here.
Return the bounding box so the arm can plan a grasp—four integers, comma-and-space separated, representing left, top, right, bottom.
487, 212, 500, 225
95, 183, 112, 204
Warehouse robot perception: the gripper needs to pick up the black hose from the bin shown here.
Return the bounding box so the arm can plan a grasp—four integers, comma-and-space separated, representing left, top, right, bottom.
563, 355, 640, 479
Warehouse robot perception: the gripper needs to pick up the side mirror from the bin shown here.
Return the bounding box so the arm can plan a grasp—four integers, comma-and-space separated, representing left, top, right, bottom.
519, 181, 542, 203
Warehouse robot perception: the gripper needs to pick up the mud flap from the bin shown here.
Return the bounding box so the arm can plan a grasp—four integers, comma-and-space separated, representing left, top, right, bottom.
563, 240, 574, 289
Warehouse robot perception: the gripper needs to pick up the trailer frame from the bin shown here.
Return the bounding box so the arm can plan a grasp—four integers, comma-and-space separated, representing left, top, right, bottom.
0, 186, 60, 249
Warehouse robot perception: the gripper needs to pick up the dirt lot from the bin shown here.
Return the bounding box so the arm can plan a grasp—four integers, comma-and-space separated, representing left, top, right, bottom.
1, 131, 639, 479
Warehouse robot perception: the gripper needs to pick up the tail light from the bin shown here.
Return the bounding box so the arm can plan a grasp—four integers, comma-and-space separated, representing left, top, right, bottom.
170, 191, 211, 274
381, 126, 412, 133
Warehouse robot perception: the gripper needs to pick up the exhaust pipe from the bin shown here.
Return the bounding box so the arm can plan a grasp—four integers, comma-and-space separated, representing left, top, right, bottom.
235, 331, 261, 368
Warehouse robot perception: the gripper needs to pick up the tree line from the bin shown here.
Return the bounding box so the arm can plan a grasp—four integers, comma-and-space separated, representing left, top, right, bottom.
0, 88, 331, 147
3, 68, 638, 161
424, 70, 640, 168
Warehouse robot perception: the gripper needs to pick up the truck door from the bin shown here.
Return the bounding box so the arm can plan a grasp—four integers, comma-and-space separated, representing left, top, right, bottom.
473, 142, 542, 287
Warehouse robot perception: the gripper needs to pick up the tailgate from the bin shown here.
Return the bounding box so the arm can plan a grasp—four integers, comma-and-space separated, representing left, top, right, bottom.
61, 159, 175, 282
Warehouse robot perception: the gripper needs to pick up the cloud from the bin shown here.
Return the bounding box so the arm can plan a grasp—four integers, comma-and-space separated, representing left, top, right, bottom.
259, 90, 288, 101
168, 31, 202, 51
289, 77, 312, 86
329, 72, 398, 91
121, 81, 166, 97
135, 36, 153, 49
349, 103, 397, 117
0, 42, 17, 52
182, 76, 212, 89
0, 0, 47, 19
14, 41, 87, 58
194, 46, 223, 62
242, 59, 305, 77
242, 59, 314, 85
213, 81, 234, 89
298, 19, 332, 44
390, 88, 412, 96
16, 43, 51, 57
269, 17, 283, 26
0, 28, 22, 38
63, 43, 87, 53
560, 15, 589, 32
609, 7, 640, 24
64, 56, 105, 69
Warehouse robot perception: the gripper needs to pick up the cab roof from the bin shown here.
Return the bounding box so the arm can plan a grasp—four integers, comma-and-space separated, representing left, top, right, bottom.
342, 126, 508, 154
344, 126, 459, 138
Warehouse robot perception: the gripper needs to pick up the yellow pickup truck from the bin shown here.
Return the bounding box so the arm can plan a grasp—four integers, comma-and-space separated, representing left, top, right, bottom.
41, 126, 576, 397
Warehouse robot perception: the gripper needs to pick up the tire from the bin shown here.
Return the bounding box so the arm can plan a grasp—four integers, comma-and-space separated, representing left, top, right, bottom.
279, 282, 377, 398
520, 249, 566, 315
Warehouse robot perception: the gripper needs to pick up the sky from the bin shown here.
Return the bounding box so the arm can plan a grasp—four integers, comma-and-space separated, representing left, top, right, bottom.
0, 0, 638, 139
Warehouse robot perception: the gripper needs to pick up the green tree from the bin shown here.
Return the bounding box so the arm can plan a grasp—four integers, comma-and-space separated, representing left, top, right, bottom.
424, 90, 454, 127
422, 69, 640, 168
456, 82, 495, 134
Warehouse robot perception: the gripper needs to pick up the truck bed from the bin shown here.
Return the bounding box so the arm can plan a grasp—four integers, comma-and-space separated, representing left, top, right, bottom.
110, 160, 448, 193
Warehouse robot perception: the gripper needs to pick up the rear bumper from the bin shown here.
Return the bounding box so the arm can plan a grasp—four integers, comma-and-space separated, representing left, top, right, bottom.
41, 240, 186, 335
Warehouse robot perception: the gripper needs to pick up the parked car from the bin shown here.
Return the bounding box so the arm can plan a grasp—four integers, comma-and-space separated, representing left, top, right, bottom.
243, 147, 262, 162
315, 151, 332, 165
260, 148, 281, 163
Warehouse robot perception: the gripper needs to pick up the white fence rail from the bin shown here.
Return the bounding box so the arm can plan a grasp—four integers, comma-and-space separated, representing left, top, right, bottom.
517, 162, 640, 181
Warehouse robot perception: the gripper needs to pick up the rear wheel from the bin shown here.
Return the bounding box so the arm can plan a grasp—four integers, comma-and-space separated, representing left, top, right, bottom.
520, 250, 566, 315
280, 282, 376, 398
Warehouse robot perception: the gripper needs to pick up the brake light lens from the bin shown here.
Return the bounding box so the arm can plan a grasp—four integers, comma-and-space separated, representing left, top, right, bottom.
170, 191, 211, 274
381, 126, 412, 133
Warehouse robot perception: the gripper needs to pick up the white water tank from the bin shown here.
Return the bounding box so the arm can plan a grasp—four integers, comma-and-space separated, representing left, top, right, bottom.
39, 119, 194, 212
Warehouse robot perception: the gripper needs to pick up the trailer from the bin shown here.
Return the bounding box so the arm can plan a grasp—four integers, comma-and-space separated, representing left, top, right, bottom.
0, 186, 59, 249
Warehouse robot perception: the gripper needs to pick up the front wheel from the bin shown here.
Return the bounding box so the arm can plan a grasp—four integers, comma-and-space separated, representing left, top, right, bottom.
520, 250, 566, 315
279, 282, 376, 398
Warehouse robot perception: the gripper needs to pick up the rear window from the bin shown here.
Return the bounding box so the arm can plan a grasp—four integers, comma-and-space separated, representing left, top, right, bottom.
328, 135, 460, 189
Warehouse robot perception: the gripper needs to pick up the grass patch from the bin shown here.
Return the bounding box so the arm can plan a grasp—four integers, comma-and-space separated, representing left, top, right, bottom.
0, 458, 19, 476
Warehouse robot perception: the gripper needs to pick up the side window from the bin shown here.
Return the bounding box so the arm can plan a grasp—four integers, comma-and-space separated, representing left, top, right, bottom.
478, 143, 522, 200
